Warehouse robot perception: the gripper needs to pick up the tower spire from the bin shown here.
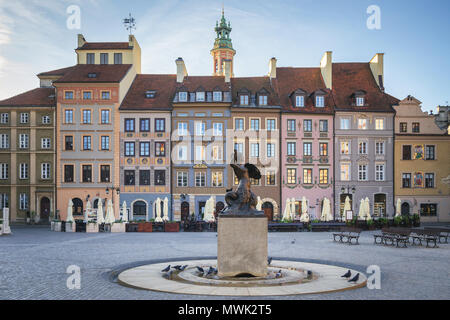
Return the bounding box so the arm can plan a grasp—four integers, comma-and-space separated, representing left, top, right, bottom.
211, 8, 235, 77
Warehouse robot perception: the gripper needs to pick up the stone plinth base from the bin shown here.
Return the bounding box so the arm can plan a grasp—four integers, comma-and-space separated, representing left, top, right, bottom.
217, 215, 268, 277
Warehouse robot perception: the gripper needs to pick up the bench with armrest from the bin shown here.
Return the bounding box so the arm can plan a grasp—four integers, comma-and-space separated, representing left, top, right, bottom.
374, 228, 411, 248
424, 227, 450, 244
410, 229, 440, 248
333, 227, 362, 245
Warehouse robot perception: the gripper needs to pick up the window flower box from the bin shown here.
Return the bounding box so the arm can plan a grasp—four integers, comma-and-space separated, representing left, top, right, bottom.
164, 222, 180, 232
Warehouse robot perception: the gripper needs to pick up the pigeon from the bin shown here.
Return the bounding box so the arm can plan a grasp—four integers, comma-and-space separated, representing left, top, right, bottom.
163, 270, 173, 280
180, 265, 188, 271
291, 239, 296, 244
172, 265, 183, 271
341, 270, 352, 278
307, 270, 313, 279
207, 267, 215, 276
268, 257, 273, 265
196, 266, 205, 274
213, 268, 218, 275
348, 273, 359, 283
275, 270, 282, 278
161, 265, 171, 273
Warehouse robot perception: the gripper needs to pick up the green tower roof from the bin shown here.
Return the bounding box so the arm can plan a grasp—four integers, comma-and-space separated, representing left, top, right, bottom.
212, 9, 235, 52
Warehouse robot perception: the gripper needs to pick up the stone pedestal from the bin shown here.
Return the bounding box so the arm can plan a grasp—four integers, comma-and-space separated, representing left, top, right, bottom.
86, 223, 99, 233
217, 215, 268, 277
65, 222, 75, 232
2, 208, 11, 235
111, 222, 126, 233
54, 222, 62, 232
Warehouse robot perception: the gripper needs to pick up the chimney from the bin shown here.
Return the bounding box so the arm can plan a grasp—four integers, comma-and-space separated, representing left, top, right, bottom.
223, 59, 232, 82
128, 34, 135, 47
176, 58, 188, 83
320, 51, 332, 89
268, 57, 277, 79
369, 53, 384, 91
77, 34, 86, 48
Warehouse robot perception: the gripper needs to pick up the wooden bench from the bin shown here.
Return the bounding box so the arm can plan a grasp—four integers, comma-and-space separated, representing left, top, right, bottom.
424, 227, 450, 244
333, 227, 362, 245
374, 228, 411, 248
268, 223, 304, 232
410, 229, 440, 248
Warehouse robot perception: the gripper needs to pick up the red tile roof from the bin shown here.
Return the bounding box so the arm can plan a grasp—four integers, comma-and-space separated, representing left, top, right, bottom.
53, 64, 132, 83
231, 76, 280, 107
176, 76, 231, 92
0, 88, 56, 107
332, 63, 395, 112
37, 66, 76, 77
276, 67, 334, 114
120, 74, 177, 110
77, 42, 131, 50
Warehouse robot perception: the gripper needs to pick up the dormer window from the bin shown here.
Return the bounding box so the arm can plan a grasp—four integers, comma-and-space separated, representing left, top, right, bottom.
295, 95, 304, 107
145, 91, 156, 99
240, 95, 249, 105
316, 96, 325, 107
213, 91, 222, 102
196, 91, 205, 102
179, 91, 188, 102
356, 97, 364, 106
87, 73, 97, 78
259, 95, 268, 106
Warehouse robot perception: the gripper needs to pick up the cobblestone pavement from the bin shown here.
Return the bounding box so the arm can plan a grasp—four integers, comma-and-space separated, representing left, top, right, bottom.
1, 226, 449, 300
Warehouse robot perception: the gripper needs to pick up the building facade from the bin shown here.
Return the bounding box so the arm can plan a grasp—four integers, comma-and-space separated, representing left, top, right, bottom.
394, 96, 450, 222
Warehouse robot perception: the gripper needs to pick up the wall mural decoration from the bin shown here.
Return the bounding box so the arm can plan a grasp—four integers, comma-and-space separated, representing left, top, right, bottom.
413, 145, 424, 160
413, 172, 424, 188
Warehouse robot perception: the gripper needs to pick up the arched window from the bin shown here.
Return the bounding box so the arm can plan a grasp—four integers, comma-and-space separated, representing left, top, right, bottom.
72, 198, 83, 215
401, 202, 410, 216
133, 201, 146, 218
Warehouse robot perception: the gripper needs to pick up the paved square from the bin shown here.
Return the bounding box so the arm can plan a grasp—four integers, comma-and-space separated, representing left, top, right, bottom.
1, 226, 449, 300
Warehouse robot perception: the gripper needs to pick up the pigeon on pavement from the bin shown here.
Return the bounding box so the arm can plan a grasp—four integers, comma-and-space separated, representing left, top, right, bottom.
348, 273, 360, 283
341, 270, 352, 278
161, 265, 171, 273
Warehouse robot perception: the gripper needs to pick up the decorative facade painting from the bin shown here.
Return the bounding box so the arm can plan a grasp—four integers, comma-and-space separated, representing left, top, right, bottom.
413, 172, 424, 188
413, 145, 424, 160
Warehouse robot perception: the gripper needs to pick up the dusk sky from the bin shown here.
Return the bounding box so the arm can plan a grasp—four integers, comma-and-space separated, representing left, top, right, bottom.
0, 0, 449, 112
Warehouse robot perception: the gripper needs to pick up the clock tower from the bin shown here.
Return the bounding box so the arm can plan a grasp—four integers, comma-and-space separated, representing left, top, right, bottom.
211, 8, 235, 77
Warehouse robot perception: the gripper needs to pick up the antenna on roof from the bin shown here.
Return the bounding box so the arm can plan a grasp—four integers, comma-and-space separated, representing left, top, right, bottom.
123, 13, 136, 35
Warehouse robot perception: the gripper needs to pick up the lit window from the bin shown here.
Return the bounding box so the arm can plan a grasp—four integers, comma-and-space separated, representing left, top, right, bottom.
340, 163, 350, 181
358, 118, 367, 130
287, 168, 296, 184
340, 141, 350, 155
303, 169, 312, 184
375, 118, 384, 130
319, 143, 328, 156
319, 169, 328, 184
212, 172, 223, 187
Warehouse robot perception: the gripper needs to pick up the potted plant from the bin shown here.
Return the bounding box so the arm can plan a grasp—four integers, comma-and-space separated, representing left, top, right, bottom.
367, 219, 375, 230
111, 220, 126, 233
164, 221, 180, 232
65, 221, 75, 232
86, 221, 99, 233
412, 214, 420, 227
53, 219, 62, 232
137, 220, 153, 232
126, 220, 139, 232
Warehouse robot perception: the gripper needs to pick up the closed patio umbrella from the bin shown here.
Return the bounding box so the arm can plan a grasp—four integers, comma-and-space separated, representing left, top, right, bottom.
66, 199, 74, 223
365, 197, 372, 220
343, 196, 351, 220
84, 200, 92, 222
395, 198, 401, 217
300, 196, 309, 222
104, 199, 115, 225
97, 200, 105, 224
320, 198, 332, 222
121, 201, 128, 222
163, 197, 169, 221
256, 196, 263, 211
358, 199, 365, 220
282, 198, 291, 221
290, 198, 296, 220
203, 197, 216, 222
155, 197, 163, 222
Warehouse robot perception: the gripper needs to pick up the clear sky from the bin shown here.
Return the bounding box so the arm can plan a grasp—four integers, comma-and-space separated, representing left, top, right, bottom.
0, 0, 449, 111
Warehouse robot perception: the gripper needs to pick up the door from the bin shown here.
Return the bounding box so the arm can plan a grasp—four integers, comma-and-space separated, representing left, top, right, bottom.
199, 201, 206, 220
262, 202, 274, 221
181, 202, 189, 222
401, 202, 410, 215
40, 197, 50, 221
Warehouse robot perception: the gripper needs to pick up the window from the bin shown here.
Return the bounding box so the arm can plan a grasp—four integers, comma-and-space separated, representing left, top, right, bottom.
375, 118, 384, 130
101, 91, 110, 100
412, 122, 420, 133
425, 173, 435, 188
196, 92, 205, 102
303, 169, 312, 184
303, 142, 312, 156
82, 110, 91, 124
100, 53, 108, 64
316, 96, 324, 107
0, 163, 8, 179
178, 122, 188, 135
155, 142, 165, 157
295, 95, 304, 107
139, 170, 150, 186
101, 110, 110, 124
42, 115, 51, 124
82, 165, 92, 182
420, 204, 437, 217
124, 170, 135, 185
114, 53, 122, 64
20, 113, 29, 124
41, 163, 51, 179
287, 119, 296, 132
319, 143, 328, 156
340, 163, 350, 181
41, 138, 51, 149
303, 120, 312, 132
125, 119, 135, 132
402, 145, 411, 160
0, 134, 8, 149
65, 91, 74, 100
287, 168, 296, 184
359, 141, 367, 154
267, 143, 275, 158
155, 119, 166, 132
195, 121, 205, 136
19, 134, 29, 149
64, 165, 74, 182
65, 110, 73, 123
250, 119, 260, 131
375, 141, 385, 155
213, 91, 222, 102
0, 193, 8, 209
82, 136, 91, 150
140, 142, 150, 157
287, 142, 296, 156
400, 122, 407, 132
234, 143, 243, 159
82, 91, 91, 101
402, 173, 411, 188
319, 120, 328, 132
212, 171, 223, 187
139, 118, 150, 132
319, 169, 328, 184
250, 143, 259, 157
340, 118, 350, 130
0, 113, 8, 124
358, 165, 368, 181
212, 146, 223, 161
19, 193, 28, 210
100, 165, 110, 183
266, 171, 276, 185
259, 95, 268, 106
356, 97, 364, 106
340, 141, 350, 155
65, 136, 73, 151
87, 73, 97, 79
266, 119, 276, 131
195, 145, 205, 161
213, 122, 223, 136
155, 170, 166, 186
124, 142, 135, 156
425, 145, 435, 160
145, 90, 156, 98
101, 136, 109, 150
375, 164, 385, 181
240, 95, 249, 105
177, 171, 188, 187
178, 145, 187, 161
235, 118, 244, 130
86, 53, 95, 64
358, 118, 367, 130
179, 92, 188, 102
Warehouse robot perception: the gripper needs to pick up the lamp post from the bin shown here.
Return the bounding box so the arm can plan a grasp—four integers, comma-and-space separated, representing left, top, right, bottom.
105, 186, 120, 217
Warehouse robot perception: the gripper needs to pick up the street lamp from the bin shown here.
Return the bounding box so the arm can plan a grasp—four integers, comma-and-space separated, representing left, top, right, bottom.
105, 186, 120, 210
